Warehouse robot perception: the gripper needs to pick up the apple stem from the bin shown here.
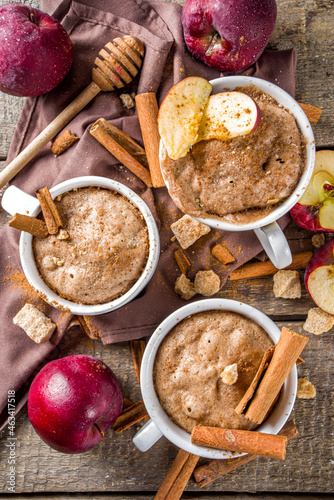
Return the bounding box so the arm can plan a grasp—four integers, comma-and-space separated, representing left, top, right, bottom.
94, 423, 105, 445
29, 12, 36, 24
205, 32, 223, 57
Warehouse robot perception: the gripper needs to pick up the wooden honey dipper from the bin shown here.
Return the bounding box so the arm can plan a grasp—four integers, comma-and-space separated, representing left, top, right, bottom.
0, 35, 144, 189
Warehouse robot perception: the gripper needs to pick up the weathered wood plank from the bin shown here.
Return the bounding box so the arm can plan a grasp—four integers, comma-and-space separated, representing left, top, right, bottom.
0, 322, 332, 494
0, 495, 329, 499
0, 0, 333, 495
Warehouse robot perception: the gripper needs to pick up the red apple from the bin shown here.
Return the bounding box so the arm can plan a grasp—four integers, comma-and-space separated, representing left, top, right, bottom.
28, 355, 123, 454
290, 150, 334, 232
304, 239, 334, 315
181, 0, 277, 72
0, 3, 73, 97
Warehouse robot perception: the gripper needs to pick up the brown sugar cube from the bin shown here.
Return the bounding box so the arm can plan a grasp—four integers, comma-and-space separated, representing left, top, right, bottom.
194, 270, 220, 296
13, 303, 56, 344
311, 233, 325, 248
120, 93, 135, 109
273, 270, 301, 299
170, 215, 210, 250
212, 244, 236, 264
174, 274, 196, 300
221, 363, 238, 385
174, 248, 191, 275
303, 307, 334, 335
297, 378, 316, 399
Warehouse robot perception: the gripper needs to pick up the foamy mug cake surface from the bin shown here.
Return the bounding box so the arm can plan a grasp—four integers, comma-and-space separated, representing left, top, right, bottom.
153, 310, 273, 434
33, 187, 149, 305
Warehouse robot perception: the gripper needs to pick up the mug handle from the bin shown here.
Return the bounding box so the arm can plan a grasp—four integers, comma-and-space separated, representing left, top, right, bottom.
132, 418, 163, 452
1, 185, 39, 217
254, 222, 292, 269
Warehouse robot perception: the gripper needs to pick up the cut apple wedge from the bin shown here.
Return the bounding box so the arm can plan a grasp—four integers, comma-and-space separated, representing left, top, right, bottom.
196, 91, 262, 142
290, 150, 334, 232
304, 239, 334, 315
157, 77, 212, 160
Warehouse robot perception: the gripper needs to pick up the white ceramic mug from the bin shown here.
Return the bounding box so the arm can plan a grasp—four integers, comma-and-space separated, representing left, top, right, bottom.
1, 176, 160, 316
133, 298, 297, 459
160, 76, 316, 269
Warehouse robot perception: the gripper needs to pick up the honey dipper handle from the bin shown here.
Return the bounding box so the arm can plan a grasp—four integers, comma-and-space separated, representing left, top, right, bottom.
0, 81, 101, 189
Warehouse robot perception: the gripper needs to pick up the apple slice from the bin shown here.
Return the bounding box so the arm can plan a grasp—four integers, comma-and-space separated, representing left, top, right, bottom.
304, 239, 334, 315
158, 77, 212, 160
290, 150, 334, 232
196, 92, 262, 142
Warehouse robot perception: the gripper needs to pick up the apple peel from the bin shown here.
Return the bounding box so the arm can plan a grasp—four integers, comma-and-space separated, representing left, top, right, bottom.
158, 77, 212, 160
304, 239, 334, 315
290, 150, 334, 232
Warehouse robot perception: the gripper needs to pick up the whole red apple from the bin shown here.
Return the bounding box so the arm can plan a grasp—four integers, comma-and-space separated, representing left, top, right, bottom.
0, 3, 73, 96
181, 0, 277, 72
28, 355, 123, 454
290, 150, 334, 232
304, 239, 334, 315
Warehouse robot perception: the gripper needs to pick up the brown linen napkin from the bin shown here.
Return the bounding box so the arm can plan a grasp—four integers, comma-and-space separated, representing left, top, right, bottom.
0, 0, 296, 427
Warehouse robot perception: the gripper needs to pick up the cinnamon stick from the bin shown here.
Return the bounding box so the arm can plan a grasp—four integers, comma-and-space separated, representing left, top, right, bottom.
298, 102, 322, 124
194, 419, 298, 487
8, 213, 48, 238
136, 92, 165, 188
90, 118, 152, 187
229, 252, 312, 280
112, 401, 148, 434
51, 129, 79, 156
77, 315, 100, 340
191, 427, 287, 460
35, 186, 63, 235
155, 449, 199, 500
235, 346, 275, 415
212, 244, 236, 264
122, 397, 133, 409
243, 327, 308, 424
129, 339, 146, 384
174, 248, 191, 275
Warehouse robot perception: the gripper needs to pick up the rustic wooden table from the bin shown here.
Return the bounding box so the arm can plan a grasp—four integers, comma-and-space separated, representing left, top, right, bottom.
0, 0, 333, 498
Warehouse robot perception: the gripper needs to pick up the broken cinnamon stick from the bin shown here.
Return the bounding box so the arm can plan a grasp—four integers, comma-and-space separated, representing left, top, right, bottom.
243, 327, 308, 424
191, 426, 287, 460
155, 449, 200, 500
194, 419, 298, 488
35, 186, 63, 235
112, 401, 148, 434
90, 118, 152, 187
298, 102, 322, 124
129, 339, 146, 384
77, 316, 100, 340
235, 346, 275, 415
174, 248, 191, 275
51, 129, 79, 156
8, 213, 48, 238
229, 252, 312, 280
212, 244, 236, 264
136, 92, 165, 188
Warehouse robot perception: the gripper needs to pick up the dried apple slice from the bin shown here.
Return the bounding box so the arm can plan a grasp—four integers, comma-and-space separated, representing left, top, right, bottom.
304, 239, 334, 315
196, 91, 262, 142
158, 77, 212, 160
